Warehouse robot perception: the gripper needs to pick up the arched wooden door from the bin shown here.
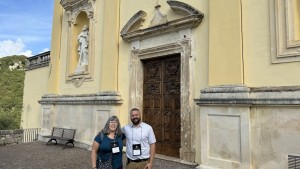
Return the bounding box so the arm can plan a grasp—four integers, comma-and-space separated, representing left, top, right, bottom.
142, 54, 181, 157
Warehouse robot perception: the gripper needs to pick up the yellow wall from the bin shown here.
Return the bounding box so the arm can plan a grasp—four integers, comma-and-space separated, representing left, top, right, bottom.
243, 0, 300, 87
294, 0, 300, 40
100, 0, 120, 91
22, 67, 49, 128
47, 0, 62, 94
56, 0, 120, 95
208, 0, 244, 85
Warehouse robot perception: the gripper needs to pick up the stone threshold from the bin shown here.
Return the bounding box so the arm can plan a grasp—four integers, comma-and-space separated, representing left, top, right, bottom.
155, 154, 198, 167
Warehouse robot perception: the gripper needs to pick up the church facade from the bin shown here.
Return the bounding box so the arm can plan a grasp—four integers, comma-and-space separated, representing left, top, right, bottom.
22, 0, 300, 168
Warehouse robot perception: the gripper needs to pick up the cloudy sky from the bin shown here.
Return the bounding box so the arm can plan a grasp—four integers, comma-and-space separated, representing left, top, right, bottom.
0, 0, 53, 57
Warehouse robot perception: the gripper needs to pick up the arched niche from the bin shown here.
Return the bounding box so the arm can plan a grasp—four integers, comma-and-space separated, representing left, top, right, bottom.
61, 0, 96, 87
69, 11, 89, 74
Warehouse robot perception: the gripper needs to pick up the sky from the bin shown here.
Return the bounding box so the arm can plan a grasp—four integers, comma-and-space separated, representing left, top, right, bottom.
0, 0, 54, 58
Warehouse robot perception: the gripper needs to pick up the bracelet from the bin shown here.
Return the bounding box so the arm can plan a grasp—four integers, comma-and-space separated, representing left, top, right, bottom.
92, 167, 97, 169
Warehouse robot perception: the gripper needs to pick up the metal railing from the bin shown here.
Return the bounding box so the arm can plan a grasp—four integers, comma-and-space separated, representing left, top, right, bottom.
22, 128, 41, 143
289, 155, 300, 169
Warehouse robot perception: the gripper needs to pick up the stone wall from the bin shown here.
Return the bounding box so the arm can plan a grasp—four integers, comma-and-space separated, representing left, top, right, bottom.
0, 129, 23, 146
195, 85, 300, 169
38, 91, 123, 149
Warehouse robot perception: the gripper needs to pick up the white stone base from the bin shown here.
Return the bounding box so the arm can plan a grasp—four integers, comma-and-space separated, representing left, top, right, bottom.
196, 85, 300, 169
196, 165, 222, 169
74, 65, 87, 74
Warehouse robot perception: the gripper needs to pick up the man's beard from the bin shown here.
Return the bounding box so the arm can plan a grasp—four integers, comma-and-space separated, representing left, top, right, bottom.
131, 117, 141, 125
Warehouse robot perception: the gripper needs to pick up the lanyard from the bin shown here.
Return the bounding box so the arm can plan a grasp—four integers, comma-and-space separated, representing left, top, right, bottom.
131, 126, 143, 144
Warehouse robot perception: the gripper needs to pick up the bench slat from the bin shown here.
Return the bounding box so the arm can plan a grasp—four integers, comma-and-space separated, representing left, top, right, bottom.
63, 129, 76, 139
52, 128, 64, 137
47, 136, 73, 141
43, 127, 76, 149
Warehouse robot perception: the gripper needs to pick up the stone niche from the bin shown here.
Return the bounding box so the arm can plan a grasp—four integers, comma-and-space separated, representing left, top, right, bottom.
120, 0, 204, 162
60, 0, 96, 87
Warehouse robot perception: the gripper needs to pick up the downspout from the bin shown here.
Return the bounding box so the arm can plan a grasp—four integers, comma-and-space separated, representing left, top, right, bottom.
240, 0, 245, 85
117, 0, 120, 91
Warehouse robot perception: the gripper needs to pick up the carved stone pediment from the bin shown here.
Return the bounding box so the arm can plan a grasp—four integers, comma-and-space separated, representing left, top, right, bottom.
149, 5, 168, 27
120, 0, 204, 42
120, 11, 147, 36
167, 0, 200, 16
60, 0, 95, 23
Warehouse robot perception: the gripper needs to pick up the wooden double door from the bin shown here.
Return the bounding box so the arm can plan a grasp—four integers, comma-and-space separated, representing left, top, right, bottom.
142, 54, 181, 157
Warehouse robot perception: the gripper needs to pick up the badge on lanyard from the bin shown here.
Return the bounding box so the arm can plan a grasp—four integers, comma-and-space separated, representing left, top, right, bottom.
111, 141, 120, 154
132, 144, 141, 156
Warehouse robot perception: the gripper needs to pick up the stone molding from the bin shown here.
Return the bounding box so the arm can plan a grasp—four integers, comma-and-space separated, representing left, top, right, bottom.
69, 72, 88, 87
60, 0, 95, 23
270, 0, 300, 63
129, 38, 196, 162
39, 91, 123, 105
120, 10, 147, 36
167, 0, 200, 16
196, 85, 300, 106
121, 0, 204, 42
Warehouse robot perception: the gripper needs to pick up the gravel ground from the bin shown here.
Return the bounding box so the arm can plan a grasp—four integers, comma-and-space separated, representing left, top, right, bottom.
0, 141, 196, 169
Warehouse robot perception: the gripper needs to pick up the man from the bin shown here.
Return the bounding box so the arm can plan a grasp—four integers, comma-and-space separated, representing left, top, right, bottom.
122, 108, 156, 169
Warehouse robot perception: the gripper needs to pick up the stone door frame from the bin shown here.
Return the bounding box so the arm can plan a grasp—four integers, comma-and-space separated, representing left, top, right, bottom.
129, 38, 195, 162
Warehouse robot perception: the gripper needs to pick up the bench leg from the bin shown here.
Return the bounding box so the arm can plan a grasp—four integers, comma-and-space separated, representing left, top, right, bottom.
63, 141, 74, 149
47, 139, 57, 145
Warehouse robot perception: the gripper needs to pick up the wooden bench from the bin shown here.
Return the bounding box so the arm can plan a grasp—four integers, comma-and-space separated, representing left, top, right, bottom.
43, 127, 76, 149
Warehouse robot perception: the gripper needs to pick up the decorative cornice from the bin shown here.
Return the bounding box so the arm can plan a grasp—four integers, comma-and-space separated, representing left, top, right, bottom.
167, 0, 201, 16
136, 41, 184, 60
195, 85, 300, 106
39, 91, 123, 105
122, 15, 203, 42
60, 0, 94, 11
120, 11, 147, 36
60, 0, 95, 24
200, 85, 250, 93
120, 1, 204, 42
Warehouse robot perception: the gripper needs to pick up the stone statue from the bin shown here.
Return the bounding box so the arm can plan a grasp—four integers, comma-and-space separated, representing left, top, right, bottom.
77, 25, 89, 66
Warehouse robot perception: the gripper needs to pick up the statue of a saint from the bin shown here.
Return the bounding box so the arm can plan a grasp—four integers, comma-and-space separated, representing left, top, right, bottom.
77, 25, 89, 66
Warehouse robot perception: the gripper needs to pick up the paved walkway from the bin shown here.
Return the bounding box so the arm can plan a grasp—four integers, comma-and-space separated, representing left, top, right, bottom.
0, 141, 197, 169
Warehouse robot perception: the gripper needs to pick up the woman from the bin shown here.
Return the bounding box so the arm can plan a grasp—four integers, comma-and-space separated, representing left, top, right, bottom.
91, 116, 125, 169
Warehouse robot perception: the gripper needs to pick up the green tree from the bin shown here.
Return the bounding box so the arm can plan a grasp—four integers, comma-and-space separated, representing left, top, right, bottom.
0, 55, 26, 130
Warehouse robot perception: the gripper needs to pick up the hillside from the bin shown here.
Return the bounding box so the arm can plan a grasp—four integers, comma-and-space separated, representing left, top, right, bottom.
0, 55, 27, 130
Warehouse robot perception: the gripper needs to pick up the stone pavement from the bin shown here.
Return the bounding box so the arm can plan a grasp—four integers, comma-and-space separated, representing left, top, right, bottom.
0, 141, 197, 169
